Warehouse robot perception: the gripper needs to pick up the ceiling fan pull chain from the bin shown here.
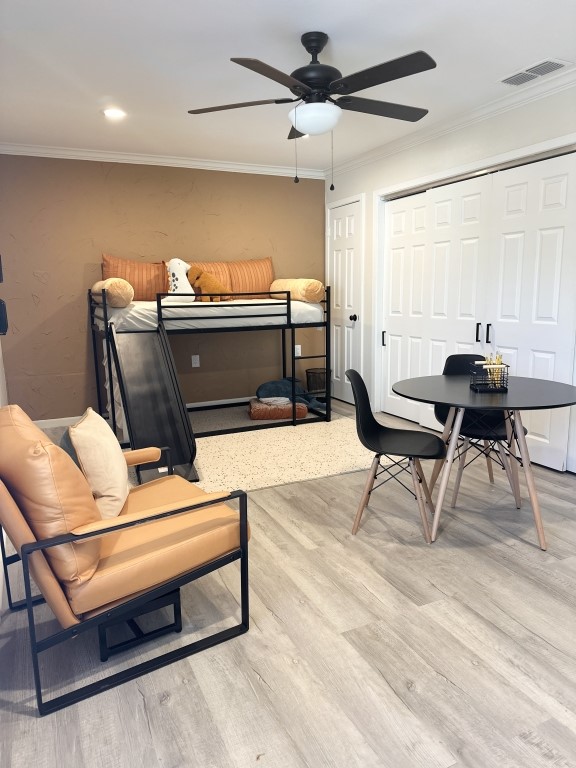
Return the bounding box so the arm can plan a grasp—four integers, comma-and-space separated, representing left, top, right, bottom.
293, 105, 300, 183
330, 131, 335, 191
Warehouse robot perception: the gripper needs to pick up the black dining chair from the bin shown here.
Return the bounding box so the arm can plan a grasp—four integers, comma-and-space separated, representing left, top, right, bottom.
345, 369, 446, 543
434, 354, 521, 507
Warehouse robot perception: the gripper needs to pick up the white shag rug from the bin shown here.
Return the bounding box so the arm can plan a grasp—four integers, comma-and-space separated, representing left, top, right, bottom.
194, 416, 374, 492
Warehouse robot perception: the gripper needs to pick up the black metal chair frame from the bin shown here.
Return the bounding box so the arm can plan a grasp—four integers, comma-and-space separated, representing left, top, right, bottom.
1, 489, 249, 716
346, 369, 446, 542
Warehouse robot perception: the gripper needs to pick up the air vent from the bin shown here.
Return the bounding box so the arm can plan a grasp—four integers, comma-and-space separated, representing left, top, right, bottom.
502, 72, 538, 86
501, 59, 567, 86
526, 60, 565, 76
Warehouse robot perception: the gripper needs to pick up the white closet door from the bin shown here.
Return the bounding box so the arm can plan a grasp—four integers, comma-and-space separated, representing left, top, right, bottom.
382, 177, 490, 426
381, 192, 427, 421
418, 178, 491, 428
328, 200, 363, 404
380, 153, 576, 470
488, 154, 576, 469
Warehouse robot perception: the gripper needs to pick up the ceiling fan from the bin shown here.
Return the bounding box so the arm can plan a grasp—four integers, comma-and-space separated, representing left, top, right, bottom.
188, 31, 436, 138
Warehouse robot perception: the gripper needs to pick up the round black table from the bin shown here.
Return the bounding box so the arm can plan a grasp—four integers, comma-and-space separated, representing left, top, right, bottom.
392, 375, 576, 550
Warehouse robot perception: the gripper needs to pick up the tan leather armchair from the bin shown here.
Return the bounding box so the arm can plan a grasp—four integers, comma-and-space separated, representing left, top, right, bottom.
0, 405, 249, 716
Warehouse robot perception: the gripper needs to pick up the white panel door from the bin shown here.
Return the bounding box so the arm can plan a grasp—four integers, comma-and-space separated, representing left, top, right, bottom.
380, 153, 576, 469
381, 191, 428, 421
487, 154, 576, 469
328, 200, 363, 403
382, 177, 490, 426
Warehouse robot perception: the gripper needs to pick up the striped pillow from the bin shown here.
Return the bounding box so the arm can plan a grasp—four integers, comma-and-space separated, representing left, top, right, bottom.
228, 257, 274, 298
188, 261, 232, 293
102, 254, 168, 301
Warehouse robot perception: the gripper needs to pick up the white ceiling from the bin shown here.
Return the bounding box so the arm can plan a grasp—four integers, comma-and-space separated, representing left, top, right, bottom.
1, 0, 575, 176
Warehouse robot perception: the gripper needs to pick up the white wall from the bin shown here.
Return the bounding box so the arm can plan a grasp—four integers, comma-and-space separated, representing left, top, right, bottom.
326, 85, 576, 399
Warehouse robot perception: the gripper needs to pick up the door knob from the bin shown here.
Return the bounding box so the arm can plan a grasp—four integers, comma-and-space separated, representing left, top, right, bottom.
349, 314, 358, 322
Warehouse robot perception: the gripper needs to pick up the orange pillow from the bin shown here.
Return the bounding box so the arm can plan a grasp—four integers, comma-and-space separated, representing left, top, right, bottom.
187, 258, 274, 298
249, 399, 307, 420
102, 253, 168, 301
188, 261, 232, 293
228, 257, 274, 297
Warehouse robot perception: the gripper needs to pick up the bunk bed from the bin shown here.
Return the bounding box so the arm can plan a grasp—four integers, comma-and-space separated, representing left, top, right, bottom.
89, 287, 332, 441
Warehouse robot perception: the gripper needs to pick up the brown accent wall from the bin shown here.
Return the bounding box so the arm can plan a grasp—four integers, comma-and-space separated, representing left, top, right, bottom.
0, 155, 325, 419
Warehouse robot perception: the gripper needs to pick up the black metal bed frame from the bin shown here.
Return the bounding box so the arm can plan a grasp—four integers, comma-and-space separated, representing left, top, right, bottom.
1, 488, 249, 716
89, 287, 332, 439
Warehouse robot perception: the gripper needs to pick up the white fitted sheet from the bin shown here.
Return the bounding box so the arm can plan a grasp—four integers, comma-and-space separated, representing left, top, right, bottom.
93, 297, 324, 331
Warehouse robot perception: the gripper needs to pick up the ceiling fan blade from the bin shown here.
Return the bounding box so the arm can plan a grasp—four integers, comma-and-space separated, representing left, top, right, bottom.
188, 97, 296, 115
231, 58, 312, 96
337, 95, 428, 122
330, 51, 436, 95
287, 126, 306, 140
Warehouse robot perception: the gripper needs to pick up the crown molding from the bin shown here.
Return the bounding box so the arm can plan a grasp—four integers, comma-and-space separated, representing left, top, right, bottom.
0, 144, 326, 180
333, 71, 576, 177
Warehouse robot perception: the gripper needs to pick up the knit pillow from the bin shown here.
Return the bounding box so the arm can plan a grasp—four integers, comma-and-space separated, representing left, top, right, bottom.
91, 277, 134, 308
270, 278, 324, 303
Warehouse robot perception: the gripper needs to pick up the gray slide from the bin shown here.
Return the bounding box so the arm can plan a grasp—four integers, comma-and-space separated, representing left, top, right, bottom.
109, 323, 198, 482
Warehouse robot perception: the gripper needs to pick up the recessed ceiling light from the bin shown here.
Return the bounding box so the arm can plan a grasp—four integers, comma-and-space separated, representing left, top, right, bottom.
103, 108, 127, 121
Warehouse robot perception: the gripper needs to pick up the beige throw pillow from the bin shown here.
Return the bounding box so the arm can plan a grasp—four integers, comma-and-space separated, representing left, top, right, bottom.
270, 278, 324, 303
91, 277, 135, 308
69, 408, 130, 519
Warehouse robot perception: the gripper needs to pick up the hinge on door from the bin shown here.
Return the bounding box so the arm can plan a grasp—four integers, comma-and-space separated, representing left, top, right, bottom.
382, 331, 386, 346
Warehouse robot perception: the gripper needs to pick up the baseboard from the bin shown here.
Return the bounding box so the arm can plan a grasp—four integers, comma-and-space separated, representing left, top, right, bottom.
186, 396, 253, 409
34, 416, 81, 429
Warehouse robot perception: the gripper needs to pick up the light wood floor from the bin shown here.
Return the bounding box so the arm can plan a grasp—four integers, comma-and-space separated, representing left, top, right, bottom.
2, 403, 576, 767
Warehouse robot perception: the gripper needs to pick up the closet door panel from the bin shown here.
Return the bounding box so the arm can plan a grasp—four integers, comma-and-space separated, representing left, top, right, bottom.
431, 241, 450, 318
458, 238, 480, 321
488, 154, 576, 469
534, 228, 563, 321
497, 233, 523, 322
382, 193, 429, 421
419, 178, 490, 429
382, 178, 490, 428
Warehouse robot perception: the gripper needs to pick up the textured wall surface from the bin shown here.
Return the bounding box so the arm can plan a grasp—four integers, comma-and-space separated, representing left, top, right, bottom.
0, 156, 325, 419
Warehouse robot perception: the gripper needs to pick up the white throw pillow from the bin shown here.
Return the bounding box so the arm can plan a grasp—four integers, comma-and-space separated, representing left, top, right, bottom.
166, 258, 195, 297
68, 407, 130, 518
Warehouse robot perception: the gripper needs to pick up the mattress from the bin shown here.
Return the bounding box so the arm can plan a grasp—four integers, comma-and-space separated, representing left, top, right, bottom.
93, 297, 324, 332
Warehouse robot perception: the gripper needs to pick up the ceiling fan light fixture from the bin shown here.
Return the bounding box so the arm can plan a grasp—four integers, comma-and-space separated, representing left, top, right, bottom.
288, 102, 342, 135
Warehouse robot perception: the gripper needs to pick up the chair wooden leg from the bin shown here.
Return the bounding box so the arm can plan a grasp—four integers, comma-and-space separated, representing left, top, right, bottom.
414, 459, 436, 528
497, 441, 521, 509
351, 454, 380, 535
483, 440, 495, 483
410, 459, 432, 544
451, 438, 469, 508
